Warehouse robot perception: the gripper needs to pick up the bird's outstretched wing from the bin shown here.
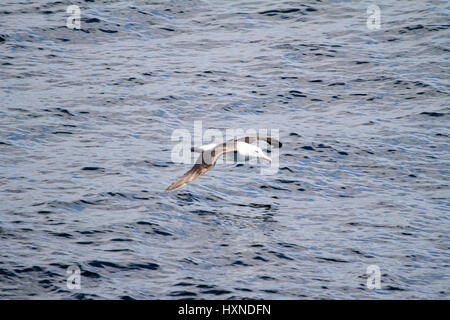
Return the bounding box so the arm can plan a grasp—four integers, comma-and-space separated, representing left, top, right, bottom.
165, 160, 214, 192
165, 141, 237, 192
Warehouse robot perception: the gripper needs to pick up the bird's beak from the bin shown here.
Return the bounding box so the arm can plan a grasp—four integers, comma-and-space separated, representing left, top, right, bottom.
260, 153, 272, 163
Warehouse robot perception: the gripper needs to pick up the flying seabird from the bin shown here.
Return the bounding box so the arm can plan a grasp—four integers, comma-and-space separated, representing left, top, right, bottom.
165, 136, 282, 192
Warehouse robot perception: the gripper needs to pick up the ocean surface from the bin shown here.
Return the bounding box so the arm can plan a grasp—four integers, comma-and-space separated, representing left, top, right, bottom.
0, 0, 449, 299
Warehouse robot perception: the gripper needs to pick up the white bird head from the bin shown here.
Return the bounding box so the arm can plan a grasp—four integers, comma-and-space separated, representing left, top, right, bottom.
237, 142, 272, 163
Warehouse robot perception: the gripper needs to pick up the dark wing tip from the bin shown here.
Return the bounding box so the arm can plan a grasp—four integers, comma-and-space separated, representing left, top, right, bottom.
266, 137, 282, 148
165, 185, 174, 192
165, 179, 186, 192
165, 161, 213, 192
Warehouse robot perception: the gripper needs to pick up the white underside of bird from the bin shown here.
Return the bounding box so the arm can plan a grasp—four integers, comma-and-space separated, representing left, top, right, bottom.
192, 141, 272, 162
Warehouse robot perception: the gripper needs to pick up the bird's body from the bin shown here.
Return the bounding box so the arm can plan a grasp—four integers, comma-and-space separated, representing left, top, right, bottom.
165, 136, 282, 192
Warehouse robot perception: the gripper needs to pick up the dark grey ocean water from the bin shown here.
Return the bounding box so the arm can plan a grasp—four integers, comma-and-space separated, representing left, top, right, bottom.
0, 0, 449, 299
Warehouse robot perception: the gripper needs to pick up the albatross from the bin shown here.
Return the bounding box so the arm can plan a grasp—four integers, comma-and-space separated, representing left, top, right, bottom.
165, 136, 282, 192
